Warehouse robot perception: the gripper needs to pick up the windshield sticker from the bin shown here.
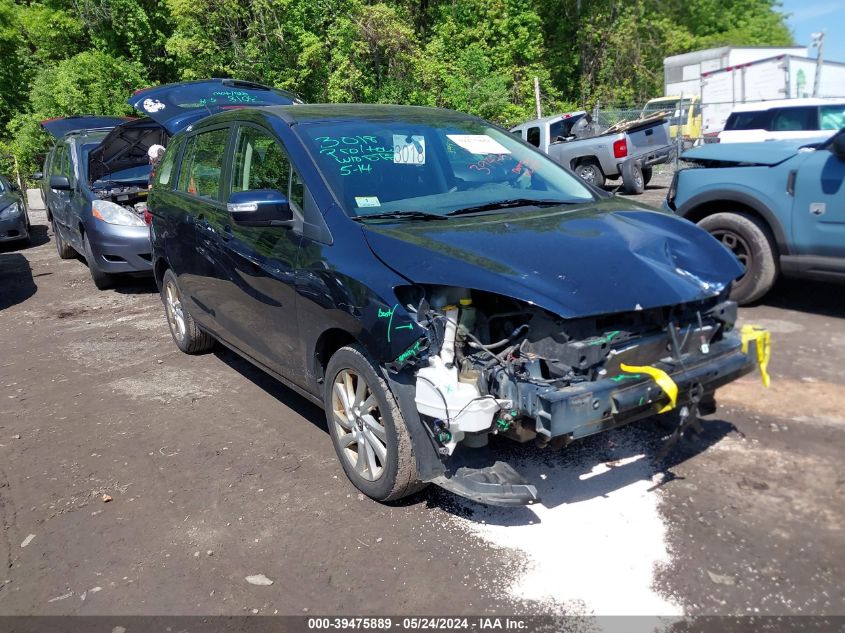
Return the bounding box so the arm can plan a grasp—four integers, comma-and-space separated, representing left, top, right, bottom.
446, 134, 510, 155
315, 136, 393, 176
143, 98, 166, 113
393, 135, 425, 165
355, 196, 381, 208
469, 153, 509, 175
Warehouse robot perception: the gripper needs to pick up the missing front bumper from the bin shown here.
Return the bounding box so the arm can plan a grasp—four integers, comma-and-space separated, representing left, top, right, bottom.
520, 335, 757, 441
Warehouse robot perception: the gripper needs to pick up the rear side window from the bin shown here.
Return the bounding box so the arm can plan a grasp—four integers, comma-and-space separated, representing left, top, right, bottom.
768, 107, 817, 132
527, 127, 541, 147
155, 137, 183, 189
176, 128, 229, 200
820, 105, 845, 130
230, 126, 291, 193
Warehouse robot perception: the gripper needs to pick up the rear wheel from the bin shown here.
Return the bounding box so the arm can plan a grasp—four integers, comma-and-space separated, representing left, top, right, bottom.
621, 161, 645, 194
161, 269, 215, 353
324, 345, 424, 502
574, 160, 606, 188
698, 212, 777, 305
52, 218, 75, 259
83, 232, 114, 290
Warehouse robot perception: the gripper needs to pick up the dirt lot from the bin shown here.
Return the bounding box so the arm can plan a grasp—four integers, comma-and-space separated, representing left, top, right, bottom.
0, 198, 843, 618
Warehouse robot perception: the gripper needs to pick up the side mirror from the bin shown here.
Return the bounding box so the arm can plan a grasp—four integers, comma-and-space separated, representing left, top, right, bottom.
831, 134, 845, 161
32, 172, 43, 181
227, 189, 294, 228
49, 175, 71, 190
9, 182, 19, 192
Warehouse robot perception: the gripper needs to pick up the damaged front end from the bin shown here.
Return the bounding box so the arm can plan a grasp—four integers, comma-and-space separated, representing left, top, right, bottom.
387, 285, 770, 506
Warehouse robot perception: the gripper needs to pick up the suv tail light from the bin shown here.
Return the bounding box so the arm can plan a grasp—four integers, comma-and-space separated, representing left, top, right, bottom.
612, 138, 628, 159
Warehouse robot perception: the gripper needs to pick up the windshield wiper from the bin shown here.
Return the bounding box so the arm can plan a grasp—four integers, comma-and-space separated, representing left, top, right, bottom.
353, 210, 447, 222
446, 198, 573, 216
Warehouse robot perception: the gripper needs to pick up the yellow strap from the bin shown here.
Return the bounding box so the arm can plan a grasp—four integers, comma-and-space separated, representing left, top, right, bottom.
740, 325, 771, 388
620, 363, 678, 413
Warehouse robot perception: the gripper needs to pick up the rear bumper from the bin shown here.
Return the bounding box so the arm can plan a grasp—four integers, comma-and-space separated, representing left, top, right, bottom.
521, 334, 755, 440
87, 221, 152, 274
620, 144, 676, 171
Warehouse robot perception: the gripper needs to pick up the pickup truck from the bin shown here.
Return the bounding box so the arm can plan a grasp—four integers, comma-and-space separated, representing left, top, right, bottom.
511, 111, 675, 194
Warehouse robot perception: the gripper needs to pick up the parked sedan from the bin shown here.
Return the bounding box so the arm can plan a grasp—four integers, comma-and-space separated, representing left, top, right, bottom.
0, 175, 30, 245
38, 79, 300, 289
149, 104, 769, 506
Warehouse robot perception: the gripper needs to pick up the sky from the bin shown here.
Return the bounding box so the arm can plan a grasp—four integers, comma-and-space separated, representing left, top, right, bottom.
780, 0, 845, 62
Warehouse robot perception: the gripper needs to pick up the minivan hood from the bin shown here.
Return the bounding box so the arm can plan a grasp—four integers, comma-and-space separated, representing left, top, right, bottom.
41, 116, 130, 139
128, 79, 302, 135
682, 140, 810, 166
88, 118, 167, 183
362, 199, 742, 319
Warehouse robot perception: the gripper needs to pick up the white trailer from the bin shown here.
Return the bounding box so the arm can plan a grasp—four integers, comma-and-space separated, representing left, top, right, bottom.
699, 55, 845, 135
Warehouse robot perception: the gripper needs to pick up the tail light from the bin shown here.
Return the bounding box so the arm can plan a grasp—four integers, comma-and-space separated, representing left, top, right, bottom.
143, 207, 153, 226
612, 138, 628, 159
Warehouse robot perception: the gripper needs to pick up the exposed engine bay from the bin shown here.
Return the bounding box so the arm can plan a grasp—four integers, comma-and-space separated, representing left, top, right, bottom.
93, 184, 149, 219
387, 285, 767, 495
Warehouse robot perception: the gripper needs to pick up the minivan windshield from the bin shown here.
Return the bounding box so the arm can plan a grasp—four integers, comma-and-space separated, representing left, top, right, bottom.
298, 118, 595, 219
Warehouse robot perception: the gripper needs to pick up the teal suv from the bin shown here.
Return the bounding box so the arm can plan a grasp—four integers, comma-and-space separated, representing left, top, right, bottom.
665, 128, 845, 303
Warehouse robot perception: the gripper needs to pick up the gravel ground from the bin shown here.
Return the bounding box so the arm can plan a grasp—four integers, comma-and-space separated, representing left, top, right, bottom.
0, 203, 842, 618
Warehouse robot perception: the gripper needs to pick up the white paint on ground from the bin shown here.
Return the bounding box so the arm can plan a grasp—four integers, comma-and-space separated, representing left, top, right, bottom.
20, 534, 35, 548
450, 431, 682, 616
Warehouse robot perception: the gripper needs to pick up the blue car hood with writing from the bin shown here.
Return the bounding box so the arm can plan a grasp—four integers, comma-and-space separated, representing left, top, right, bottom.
362, 198, 743, 318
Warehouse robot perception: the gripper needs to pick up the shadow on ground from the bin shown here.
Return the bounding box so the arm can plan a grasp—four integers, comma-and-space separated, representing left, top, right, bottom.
0, 251, 37, 310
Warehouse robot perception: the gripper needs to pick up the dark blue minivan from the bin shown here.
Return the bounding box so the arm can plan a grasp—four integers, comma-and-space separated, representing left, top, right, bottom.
148, 104, 768, 506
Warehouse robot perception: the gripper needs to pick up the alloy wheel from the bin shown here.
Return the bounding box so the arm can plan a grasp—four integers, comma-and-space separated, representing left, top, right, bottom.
712, 229, 751, 278
164, 280, 187, 342
330, 369, 387, 481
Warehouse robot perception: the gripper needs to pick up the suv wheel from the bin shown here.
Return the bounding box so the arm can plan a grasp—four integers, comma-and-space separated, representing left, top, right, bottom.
324, 345, 424, 502
83, 233, 114, 290
574, 160, 605, 188
161, 269, 215, 353
52, 219, 75, 259
698, 212, 777, 305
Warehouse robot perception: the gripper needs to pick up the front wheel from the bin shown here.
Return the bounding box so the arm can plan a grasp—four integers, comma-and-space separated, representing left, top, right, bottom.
83, 232, 114, 290
698, 212, 778, 305
52, 218, 75, 259
324, 345, 424, 502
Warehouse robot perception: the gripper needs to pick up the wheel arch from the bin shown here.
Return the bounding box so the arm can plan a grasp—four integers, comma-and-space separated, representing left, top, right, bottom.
570, 155, 601, 171
312, 328, 359, 385
678, 191, 789, 255
153, 256, 169, 291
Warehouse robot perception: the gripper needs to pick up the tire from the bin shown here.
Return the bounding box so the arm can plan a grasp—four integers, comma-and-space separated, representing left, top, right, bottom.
698, 212, 778, 305
642, 166, 653, 186
621, 161, 645, 194
161, 269, 215, 354
574, 160, 606, 188
83, 232, 114, 290
52, 218, 75, 259
324, 345, 424, 502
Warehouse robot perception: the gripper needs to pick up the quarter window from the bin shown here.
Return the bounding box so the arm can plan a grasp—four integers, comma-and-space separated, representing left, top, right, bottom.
176, 128, 229, 201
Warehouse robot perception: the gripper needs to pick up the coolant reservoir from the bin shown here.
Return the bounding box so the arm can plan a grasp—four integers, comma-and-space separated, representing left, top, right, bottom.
457, 298, 476, 339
